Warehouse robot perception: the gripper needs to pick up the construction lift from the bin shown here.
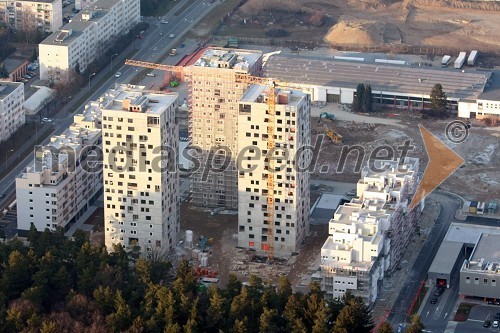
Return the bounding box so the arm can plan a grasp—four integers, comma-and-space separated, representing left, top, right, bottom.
324, 125, 342, 144
124, 59, 280, 262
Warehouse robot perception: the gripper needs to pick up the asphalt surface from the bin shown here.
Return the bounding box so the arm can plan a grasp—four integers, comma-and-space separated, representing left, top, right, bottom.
388, 191, 462, 330
0, 0, 217, 216
455, 305, 500, 333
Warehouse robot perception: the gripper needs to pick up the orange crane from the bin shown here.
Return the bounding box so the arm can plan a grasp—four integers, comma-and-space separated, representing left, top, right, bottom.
125, 59, 278, 261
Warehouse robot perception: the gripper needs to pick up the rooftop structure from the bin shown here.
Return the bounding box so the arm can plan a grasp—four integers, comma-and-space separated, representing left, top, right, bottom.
465, 234, 500, 272
192, 48, 262, 71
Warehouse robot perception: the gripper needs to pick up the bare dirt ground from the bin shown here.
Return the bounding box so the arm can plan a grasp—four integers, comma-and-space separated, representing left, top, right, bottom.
310, 105, 500, 202
207, 0, 500, 63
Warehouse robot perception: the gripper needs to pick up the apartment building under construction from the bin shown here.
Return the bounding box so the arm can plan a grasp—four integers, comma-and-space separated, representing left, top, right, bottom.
237, 85, 311, 258
188, 48, 263, 209
320, 158, 423, 304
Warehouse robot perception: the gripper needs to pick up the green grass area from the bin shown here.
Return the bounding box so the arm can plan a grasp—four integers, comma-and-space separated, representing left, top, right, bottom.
454, 302, 476, 322
173, 0, 198, 16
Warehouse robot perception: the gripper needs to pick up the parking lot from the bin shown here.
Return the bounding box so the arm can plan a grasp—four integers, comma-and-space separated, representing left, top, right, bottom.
455, 305, 500, 332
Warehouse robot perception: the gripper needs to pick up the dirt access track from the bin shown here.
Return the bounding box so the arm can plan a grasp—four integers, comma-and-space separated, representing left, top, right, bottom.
221, 0, 500, 56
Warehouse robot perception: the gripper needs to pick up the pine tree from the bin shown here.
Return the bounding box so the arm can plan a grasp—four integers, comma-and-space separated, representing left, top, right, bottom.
430, 83, 448, 116
333, 298, 374, 333
259, 307, 279, 333
362, 84, 373, 113
232, 317, 248, 333
352, 83, 365, 112
0, 63, 9, 79
378, 321, 394, 333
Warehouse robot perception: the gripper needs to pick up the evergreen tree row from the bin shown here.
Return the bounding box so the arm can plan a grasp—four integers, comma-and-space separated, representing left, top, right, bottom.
0, 227, 392, 332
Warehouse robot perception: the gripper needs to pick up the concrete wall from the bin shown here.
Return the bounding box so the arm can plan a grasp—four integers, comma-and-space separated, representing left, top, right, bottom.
460, 269, 500, 299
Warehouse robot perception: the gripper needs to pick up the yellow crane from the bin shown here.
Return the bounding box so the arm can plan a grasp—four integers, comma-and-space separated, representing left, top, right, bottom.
125, 59, 278, 261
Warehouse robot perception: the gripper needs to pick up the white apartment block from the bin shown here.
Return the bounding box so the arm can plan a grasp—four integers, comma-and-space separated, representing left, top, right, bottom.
102, 89, 179, 254
237, 85, 311, 258
188, 48, 263, 209
39, 0, 140, 80
0, 81, 24, 143
16, 101, 102, 232
0, 0, 62, 33
320, 158, 423, 304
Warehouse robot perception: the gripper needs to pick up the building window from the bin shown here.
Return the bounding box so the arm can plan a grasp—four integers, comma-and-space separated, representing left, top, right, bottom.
474, 277, 479, 285
492, 280, 496, 286
484, 278, 488, 285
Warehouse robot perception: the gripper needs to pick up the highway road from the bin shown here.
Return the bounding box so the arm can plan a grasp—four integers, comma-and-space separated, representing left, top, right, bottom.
0, 0, 217, 220
388, 191, 462, 331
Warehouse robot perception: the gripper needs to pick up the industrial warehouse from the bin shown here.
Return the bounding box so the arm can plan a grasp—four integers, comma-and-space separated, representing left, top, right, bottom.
262, 54, 498, 117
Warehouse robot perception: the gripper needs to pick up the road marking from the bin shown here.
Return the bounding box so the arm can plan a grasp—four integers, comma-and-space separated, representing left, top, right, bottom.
468, 319, 483, 322
426, 310, 430, 317
444, 312, 448, 318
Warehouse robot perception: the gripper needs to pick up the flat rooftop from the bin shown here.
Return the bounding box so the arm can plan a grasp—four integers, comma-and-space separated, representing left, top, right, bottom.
15, 0, 57, 3
0, 82, 22, 100
40, 0, 119, 46
103, 92, 177, 115
240, 84, 306, 106
264, 55, 491, 100
428, 241, 464, 276
192, 48, 261, 71
468, 233, 500, 271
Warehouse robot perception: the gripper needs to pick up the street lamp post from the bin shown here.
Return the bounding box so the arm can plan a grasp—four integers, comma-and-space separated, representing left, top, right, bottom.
5, 149, 14, 169
88, 73, 96, 92
110, 53, 118, 72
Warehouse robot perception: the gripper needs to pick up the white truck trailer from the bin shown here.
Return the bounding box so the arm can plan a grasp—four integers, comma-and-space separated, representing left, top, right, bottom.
454, 52, 467, 69
467, 50, 478, 66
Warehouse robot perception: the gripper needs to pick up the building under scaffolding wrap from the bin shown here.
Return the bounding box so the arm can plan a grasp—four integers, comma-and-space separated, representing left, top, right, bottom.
187, 48, 263, 209
320, 158, 424, 304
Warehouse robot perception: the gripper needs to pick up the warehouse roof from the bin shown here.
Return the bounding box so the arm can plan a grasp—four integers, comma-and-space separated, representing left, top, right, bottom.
24, 87, 55, 115
428, 241, 464, 276
263, 55, 492, 100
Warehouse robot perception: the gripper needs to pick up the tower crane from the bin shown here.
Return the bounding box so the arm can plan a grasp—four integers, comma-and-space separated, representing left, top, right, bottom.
125, 59, 280, 261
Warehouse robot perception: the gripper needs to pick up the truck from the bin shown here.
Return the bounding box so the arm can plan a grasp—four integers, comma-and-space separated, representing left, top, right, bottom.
441, 55, 451, 67
467, 50, 478, 66
169, 48, 177, 56
454, 52, 467, 69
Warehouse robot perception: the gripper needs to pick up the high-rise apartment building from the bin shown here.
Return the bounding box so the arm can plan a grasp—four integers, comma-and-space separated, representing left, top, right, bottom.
0, 0, 63, 33
0, 81, 24, 143
188, 48, 262, 209
16, 100, 102, 232
102, 89, 179, 254
237, 85, 311, 258
320, 158, 423, 304
39, 0, 140, 80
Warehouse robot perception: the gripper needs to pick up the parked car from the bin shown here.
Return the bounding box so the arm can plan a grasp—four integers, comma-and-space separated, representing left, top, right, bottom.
115, 72, 122, 78
434, 288, 444, 297
146, 73, 155, 77
169, 33, 175, 38
493, 320, 499, 328
0, 193, 6, 199
430, 297, 438, 304
160, 20, 168, 24
178, 43, 185, 48
42, 118, 51, 123
484, 320, 491, 328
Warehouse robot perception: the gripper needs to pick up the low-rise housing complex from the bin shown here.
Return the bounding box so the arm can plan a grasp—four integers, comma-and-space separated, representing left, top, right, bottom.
0, 0, 62, 33
39, 0, 140, 80
237, 84, 311, 258
0, 81, 24, 143
320, 158, 423, 304
16, 97, 102, 232
102, 86, 180, 255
